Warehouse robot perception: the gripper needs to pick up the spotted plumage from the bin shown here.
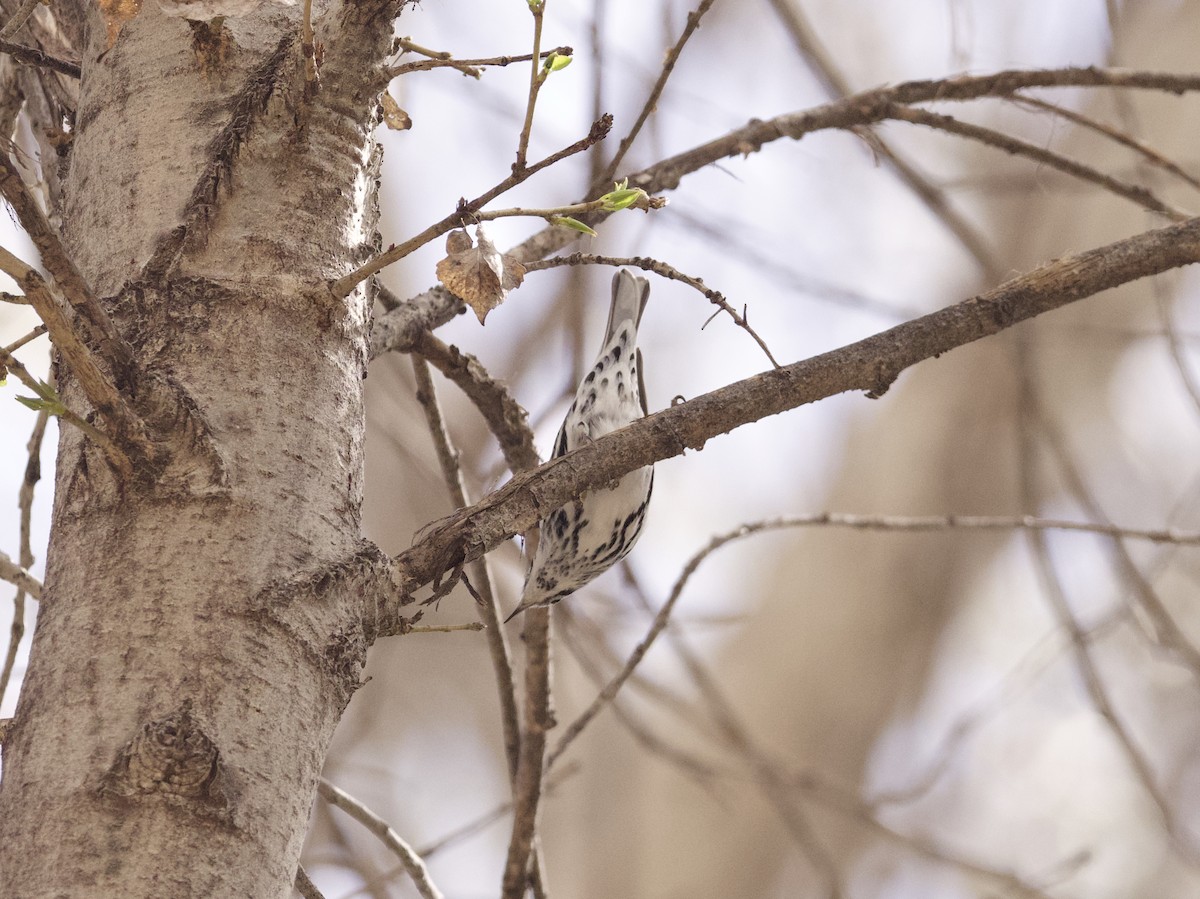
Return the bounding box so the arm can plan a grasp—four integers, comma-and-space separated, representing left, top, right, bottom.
506, 270, 654, 621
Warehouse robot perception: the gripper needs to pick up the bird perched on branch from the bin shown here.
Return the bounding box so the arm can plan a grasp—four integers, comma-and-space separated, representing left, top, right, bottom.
506, 269, 654, 622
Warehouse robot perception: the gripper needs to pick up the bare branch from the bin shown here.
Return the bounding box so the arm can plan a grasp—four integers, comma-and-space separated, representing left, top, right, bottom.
2, 324, 45, 354
382, 216, 1200, 614
317, 779, 445, 899
369, 65, 1200, 360
513, 0, 547, 172
0, 160, 139, 382
764, 0, 1000, 273
411, 331, 540, 473
411, 356, 521, 778
0, 0, 39, 40
332, 115, 613, 298
0, 39, 80, 78
0, 404, 47, 710
525, 252, 781, 367
1015, 345, 1200, 863
594, 0, 718, 188
0, 232, 151, 472
885, 104, 1189, 221
0, 343, 133, 477
388, 43, 573, 78
1011, 94, 1200, 193
336, 764, 581, 899
0, 551, 41, 599
500, 608, 552, 899
788, 772, 1062, 899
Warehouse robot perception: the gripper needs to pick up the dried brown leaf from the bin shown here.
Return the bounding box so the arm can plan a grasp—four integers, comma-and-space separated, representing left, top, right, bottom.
435, 225, 525, 324
381, 92, 412, 131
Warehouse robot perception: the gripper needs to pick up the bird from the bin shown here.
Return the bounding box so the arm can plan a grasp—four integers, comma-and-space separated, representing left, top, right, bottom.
506, 269, 654, 622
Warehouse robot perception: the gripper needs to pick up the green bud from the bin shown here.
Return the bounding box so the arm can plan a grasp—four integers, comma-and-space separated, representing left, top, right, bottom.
15, 395, 66, 416
543, 52, 572, 72
600, 184, 647, 211
550, 216, 597, 237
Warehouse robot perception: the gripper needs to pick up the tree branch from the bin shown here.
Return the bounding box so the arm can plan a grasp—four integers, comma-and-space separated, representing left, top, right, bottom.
369, 65, 1200, 360
380, 216, 1200, 619
0, 551, 41, 599
593, 0, 718, 189
410, 331, 540, 473
317, 779, 445, 899
0, 39, 80, 78
885, 103, 1189, 220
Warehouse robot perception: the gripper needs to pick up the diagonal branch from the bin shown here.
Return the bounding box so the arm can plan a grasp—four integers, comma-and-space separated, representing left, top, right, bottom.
885, 104, 1189, 221
317, 779, 444, 899
332, 114, 613, 298
0, 39, 80, 77
0, 334, 133, 477
593, 0, 718, 189
763, 0, 1000, 273
370, 66, 1200, 360
0, 551, 41, 599
379, 216, 1200, 623
410, 331, 540, 473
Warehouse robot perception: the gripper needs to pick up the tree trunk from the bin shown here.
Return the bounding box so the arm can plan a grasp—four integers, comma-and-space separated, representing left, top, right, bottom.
0, 3, 394, 895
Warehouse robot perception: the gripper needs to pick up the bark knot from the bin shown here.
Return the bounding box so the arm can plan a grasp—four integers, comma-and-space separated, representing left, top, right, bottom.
100, 700, 231, 817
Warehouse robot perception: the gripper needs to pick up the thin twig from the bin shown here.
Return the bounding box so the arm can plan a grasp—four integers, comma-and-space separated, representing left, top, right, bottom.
1, 402, 49, 709
0, 344, 131, 475
1011, 93, 1200, 193
2, 324, 46, 354
763, 0, 1000, 273
886, 104, 1189, 221
1153, 277, 1200, 418
1014, 340, 1200, 865
0, 552, 41, 599
411, 331, 540, 473
0, 165, 153, 475
594, 0, 718, 189
389, 43, 573, 78
317, 779, 445, 899
330, 114, 612, 298
785, 772, 1060, 899
546, 502, 1200, 759
411, 356, 521, 778
556, 606, 727, 789
513, 0, 547, 172
408, 621, 485, 634
1036, 402, 1200, 677
563, 524, 844, 893
527, 252, 779, 368
334, 764, 580, 899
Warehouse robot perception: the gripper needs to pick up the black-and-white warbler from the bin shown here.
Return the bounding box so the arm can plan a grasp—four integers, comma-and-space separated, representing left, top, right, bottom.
505, 269, 654, 621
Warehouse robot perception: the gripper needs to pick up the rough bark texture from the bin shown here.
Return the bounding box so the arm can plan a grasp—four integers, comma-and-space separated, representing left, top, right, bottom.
0, 1, 396, 896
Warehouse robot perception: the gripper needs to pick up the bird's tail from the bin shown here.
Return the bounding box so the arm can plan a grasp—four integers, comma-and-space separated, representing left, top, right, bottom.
604, 269, 650, 346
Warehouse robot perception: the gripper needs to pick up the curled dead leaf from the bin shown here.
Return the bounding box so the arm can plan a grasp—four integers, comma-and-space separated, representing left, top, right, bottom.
381, 92, 412, 131
435, 224, 525, 324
